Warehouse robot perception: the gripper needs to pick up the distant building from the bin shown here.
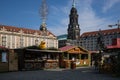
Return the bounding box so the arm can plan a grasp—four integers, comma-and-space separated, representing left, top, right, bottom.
57, 34, 67, 48
0, 25, 58, 49
80, 28, 120, 52
57, 34, 67, 40
107, 38, 120, 49
105, 38, 120, 57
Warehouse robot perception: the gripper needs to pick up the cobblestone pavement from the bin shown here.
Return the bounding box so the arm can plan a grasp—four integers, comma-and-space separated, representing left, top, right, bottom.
0, 67, 120, 80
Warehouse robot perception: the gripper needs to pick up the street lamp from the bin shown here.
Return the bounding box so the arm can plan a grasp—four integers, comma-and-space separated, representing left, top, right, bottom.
97, 29, 105, 69
97, 29, 105, 51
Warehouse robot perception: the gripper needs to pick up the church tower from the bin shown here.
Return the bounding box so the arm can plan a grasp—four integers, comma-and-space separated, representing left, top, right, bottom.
67, 0, 80, 40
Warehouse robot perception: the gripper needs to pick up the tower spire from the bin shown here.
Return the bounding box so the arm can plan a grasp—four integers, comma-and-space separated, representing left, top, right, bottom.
72, 0, 75, 7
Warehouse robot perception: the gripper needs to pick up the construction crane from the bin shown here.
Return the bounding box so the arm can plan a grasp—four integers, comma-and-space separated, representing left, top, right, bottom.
108, 20, 120, 28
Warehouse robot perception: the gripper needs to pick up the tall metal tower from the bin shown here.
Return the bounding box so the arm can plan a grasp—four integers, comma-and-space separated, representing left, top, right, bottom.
39, 0, 48, 31
39, 0, 48, 23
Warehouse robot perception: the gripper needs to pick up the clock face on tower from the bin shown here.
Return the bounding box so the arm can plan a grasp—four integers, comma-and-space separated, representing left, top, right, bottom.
76, 35, 78, 39
76, 25, 78, 28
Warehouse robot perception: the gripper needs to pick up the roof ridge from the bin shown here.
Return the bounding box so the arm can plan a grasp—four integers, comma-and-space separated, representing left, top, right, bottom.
0, 24, 56, 37
0, 24, 39, 31
59, 45, 76, 52
81, 28, 120, 37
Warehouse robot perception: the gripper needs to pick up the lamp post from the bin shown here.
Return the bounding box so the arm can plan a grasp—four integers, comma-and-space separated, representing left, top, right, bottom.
97, 29, 104, 51
97, 29, 105, 71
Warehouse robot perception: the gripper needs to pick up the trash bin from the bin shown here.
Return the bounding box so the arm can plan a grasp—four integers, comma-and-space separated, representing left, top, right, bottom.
71, 61, 76, 69
65, 61, 70, 68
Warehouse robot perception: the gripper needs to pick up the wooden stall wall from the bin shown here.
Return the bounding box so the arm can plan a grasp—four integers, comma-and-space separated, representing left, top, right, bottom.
0, 51, 9, 72
0, 62, 8, 72
9, 49, 18, 71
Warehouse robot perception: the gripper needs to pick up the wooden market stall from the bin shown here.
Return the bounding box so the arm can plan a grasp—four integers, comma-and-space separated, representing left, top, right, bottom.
59, 45, 91, 68
14, 48, 62, 70
9, 49, 18, 71
100, 38, 120, 73
0, 46, 8, 72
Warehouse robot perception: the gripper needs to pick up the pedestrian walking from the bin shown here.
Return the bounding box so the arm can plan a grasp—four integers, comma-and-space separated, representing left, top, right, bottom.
94, 60, 98, 70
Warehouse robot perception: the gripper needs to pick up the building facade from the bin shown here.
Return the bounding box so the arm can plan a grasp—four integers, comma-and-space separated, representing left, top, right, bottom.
57, 34, 67, 48
80, 28, 120, 52
0, 25, 58, 49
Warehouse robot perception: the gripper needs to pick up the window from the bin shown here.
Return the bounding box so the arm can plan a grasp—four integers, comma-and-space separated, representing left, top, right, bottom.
35, 39, 38, 45
2, 36, 6, 46
20, 37, 24, 47
81, 54, 88, 59
0, 52, 8, 62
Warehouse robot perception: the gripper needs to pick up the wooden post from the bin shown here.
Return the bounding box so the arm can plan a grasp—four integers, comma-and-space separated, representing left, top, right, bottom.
67, 53, 69, 60
88, 52, 91, 66
79, 54, 81, 60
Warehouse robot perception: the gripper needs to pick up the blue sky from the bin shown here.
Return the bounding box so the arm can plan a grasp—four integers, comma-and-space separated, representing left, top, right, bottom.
0, 0, 120, 36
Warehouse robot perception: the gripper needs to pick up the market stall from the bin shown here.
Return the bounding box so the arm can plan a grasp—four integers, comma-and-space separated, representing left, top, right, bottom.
0, 46, 8, 72
15, 49, 62, 70
59, 45, 90, 68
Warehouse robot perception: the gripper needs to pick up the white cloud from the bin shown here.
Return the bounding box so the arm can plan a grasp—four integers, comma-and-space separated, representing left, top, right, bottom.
77, 0, 110, 33
48, 0, 114, 36
102, 0, 120, 13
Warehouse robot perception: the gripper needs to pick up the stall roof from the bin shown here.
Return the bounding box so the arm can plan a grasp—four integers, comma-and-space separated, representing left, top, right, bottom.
107, 38, 120, 49
0, 46, 7, 49
26, 49, 63, 53
107, 45, 120, 49
59, 45, 89, 54
59, 45, 75, 52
